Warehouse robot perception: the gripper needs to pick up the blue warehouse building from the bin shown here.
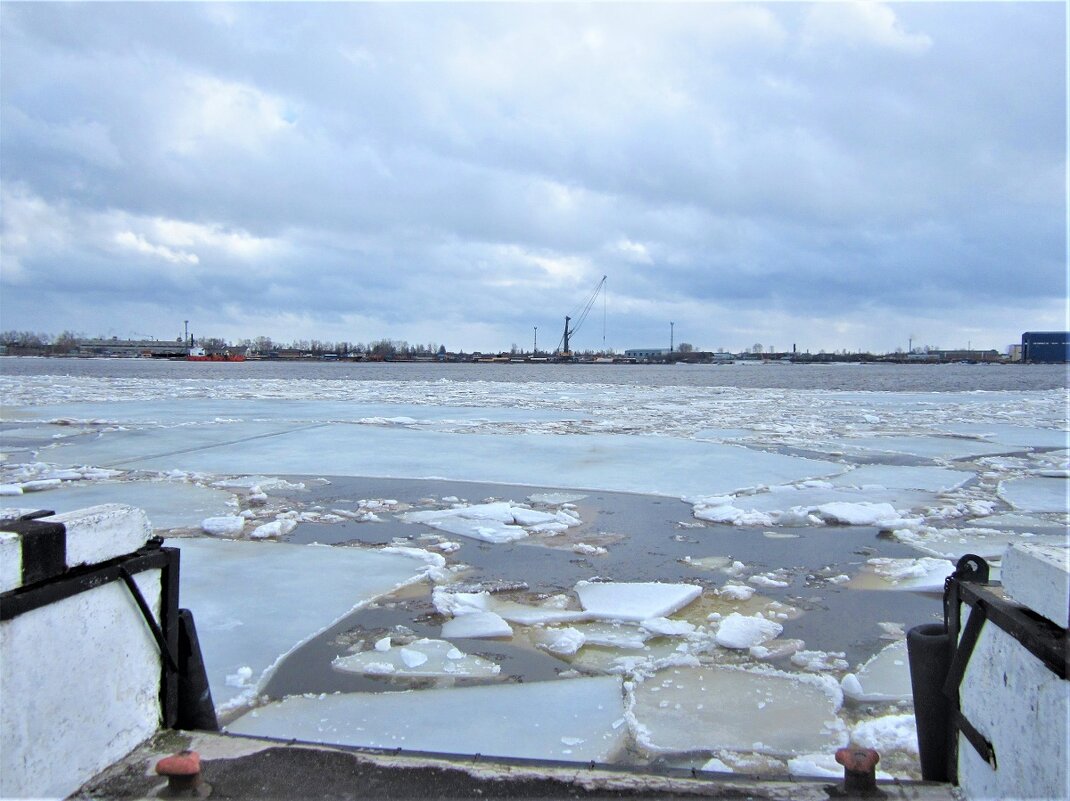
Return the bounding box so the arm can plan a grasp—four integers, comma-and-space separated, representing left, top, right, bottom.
1021, 331, 1070, 363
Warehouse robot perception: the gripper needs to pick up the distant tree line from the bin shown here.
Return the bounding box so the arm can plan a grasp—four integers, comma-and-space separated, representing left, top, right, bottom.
234, 337, 443, 358
0, 330, 81, 354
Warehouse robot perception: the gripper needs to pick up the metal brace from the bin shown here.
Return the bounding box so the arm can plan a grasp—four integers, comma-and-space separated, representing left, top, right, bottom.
943, 554, 997, 771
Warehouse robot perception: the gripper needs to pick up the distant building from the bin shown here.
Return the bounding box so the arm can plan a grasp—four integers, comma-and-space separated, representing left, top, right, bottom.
75, 337, 186, 358
1021, 332, 1070, 364
624, 348, 671, 360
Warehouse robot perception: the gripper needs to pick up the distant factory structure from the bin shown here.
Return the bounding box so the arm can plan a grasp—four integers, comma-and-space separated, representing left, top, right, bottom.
1020, 332, 1070, 364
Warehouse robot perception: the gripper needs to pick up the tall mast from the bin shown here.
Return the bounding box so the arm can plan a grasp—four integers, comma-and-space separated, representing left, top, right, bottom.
563, 316, 571, 355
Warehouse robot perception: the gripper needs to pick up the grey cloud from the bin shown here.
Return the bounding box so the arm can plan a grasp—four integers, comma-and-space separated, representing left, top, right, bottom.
1, 2, 1064, 353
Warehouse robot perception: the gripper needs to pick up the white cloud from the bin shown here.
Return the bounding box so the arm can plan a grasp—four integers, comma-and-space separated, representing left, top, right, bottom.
801, 2, 933, 54
613, 239, 653, 266
113, 231, 199, 265
166, 75, 296, 156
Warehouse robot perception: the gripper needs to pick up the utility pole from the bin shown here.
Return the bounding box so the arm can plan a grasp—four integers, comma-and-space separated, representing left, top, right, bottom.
670, 322, 674, 353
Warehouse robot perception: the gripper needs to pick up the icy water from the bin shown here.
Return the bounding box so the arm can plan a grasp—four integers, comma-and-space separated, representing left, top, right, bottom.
1, 357, 1067, 777
1, 355, 1067, 391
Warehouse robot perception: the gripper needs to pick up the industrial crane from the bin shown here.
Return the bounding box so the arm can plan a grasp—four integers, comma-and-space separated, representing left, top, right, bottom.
557, 275, 607, 358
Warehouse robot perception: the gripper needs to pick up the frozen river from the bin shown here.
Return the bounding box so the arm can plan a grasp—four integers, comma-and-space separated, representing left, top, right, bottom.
1, 358, 1067, 778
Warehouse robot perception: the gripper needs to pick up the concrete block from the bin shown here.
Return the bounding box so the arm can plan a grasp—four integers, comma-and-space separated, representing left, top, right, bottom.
958, 620, 1069, 800
1002, 543, 1069, 628
1, 569, 163, 798
0, 532, 21, 593
47, 504, 151, 568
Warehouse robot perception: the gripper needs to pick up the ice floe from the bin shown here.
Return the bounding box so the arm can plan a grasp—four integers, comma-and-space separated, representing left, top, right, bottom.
332, 638, 501, 678
169, 538, 444, 712
574, 581, 702, 623
999, 476, 1070, 513
227, 676, 628, 763
399, 500, 580, 543
627, 665, 847, 757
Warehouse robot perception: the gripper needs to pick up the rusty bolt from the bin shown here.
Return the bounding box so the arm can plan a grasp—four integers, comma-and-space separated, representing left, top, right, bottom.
155, 750, 202, 795
835, 747, 880, 793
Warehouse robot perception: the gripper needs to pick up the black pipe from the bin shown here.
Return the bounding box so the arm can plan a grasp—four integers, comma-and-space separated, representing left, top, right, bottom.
907, 622, 954, 781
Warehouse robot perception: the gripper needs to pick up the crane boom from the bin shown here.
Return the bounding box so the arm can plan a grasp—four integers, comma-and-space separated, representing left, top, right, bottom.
557, 275, 607, 356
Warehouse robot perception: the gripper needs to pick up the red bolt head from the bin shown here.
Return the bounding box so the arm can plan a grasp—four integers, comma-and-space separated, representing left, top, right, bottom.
835, 747, 880, 773
156, 750, 201, 777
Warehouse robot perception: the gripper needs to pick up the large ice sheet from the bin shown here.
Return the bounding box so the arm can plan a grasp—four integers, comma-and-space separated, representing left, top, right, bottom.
945, 424, 1069, 450
6, 398, 576, 427
15, 480, 235, 530
628, 666, 846, 757
830, 465, 973, 492
46, 424, 841, 498
169, 538, 437, 711
227, 676, 628, 762
841, 436, 1019, 460
893, 527, 1069, 561
998, 477, 1069, 514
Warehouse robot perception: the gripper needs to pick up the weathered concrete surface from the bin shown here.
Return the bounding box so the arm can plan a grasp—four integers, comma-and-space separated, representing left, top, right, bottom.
71, 730, 961, 801
957, 621, 1068, 801
1001, 543, 1070, 629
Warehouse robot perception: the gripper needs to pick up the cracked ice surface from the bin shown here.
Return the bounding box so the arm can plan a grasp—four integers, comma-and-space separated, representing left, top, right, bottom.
168, 538, 440, 712
227, 676, 628, 762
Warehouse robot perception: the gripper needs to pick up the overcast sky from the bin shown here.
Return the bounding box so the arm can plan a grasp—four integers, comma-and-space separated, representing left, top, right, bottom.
1, 2, 1065, 354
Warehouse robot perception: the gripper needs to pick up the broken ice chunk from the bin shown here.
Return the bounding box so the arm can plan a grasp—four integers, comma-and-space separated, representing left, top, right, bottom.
790, 650, 849, 672
714, 613, 783, 649
681, 555, 734, 571
531, 626, 586, 656
575, 581, 701, 623
639, 617, 696, 638
851, 713, 919, 755
628, 665, 846, 757
227, 676, 628, 763
332, 638, 501, 678
249, 518, 298, 539
813, 502, 910, 527
201, 516, 245, 537
716, 583, 756, 601
841, 640, 912, 703
440, 611, 513, 640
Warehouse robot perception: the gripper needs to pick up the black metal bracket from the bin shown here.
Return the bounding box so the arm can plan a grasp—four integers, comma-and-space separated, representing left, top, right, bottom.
0, 540, 182, 727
